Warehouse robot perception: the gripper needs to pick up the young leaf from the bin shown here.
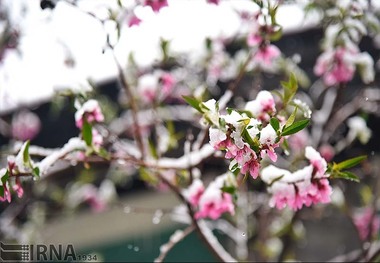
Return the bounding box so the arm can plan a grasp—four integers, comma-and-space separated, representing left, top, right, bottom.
221, 186, 236, 195
82, 121, 93, 147
333, 171, 360, 183
22, 140, 31, 167
281, 119, 309, 136
242, 129, 259, 152
284, 106, 298, 129
182, 96, 202, 113
270, 118, 280, 132
32, 167, 40, 178
333, 155, 367, 171
1, 170, 9, 185
283, 73, 298, 105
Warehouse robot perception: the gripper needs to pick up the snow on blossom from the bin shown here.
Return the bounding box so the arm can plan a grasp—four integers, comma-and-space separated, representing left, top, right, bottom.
260, 125, 278, 162
261, 147, 332, 211
75, 99, 104, 129
195, 175, 235, 220
353, 207, 380, 241
305, 146, 328, 178
314, 46, 357, 86
245, 90, 276, 122
12, 110, 41, 141
144, 0, 168, 13
347, 116, 372, 144
183, 178, 205, 207
209, 127, 227, 149
203, 99, 220, 126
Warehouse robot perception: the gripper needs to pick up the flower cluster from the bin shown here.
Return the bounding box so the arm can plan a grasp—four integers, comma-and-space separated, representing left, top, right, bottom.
0, 142, 34, 202
245, 3, 282, 70
207, 91, 281, 179
137, 71, 176, 104
313, 0, 375, 86
75, 99, 104, 129
184, 174, 236, 220
261, 146, 332, 210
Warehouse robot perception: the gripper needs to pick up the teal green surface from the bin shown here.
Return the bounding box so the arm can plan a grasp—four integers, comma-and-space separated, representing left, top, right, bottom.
79, 227, 220, 262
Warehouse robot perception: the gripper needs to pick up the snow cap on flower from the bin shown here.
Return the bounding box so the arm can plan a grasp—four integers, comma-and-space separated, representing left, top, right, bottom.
245, 90, 276, 121
75, 100, 104, 129
184, 178, 205, 207
347, 116, 372, 144
305, 146, 328, 178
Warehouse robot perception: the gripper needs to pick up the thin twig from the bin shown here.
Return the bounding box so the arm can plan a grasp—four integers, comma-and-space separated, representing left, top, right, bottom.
154, 225, 195, 262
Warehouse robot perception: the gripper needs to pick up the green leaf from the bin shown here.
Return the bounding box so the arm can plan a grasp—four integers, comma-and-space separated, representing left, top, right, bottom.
284, 106, 298, 129
0, 185, 4, 198
242, 129, 260, 152
82, 120, 93, 147
333, 155, 367, 171
148, 139, 159, 159
270, 118, 280, 132
221, 186, 236, 195
182, 96, 203, 113
281, 119, 309, 136
282, 73, 298, 105
32, 167, 40, 178
333, 171, 360, 183
22, 140, 31, 167
1, 170, 9, 185
97, 147, 111, 160
139, 168, 158, 184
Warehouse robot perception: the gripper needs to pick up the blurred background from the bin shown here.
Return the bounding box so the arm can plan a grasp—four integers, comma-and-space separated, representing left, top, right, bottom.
1, 0, 380, 262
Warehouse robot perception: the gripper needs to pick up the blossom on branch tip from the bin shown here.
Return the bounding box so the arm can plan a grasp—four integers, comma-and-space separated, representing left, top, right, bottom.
75, 100, 104, 129
245, 90, 276, 122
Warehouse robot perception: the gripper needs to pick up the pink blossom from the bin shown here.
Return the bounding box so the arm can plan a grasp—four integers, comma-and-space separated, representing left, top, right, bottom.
12, 177, 24, 198
12, 110, 41, 141
144, 0, 168, 13
305, 146, 328, 178
245, 90, 276, 122
184, 179, 205, 207
288, 130, 309, 152
128, 15, 142, 27
314, 46, 357, 86
241, 157, 260, 179
160, 72, 176, 96
0, 175, 11, 203
260, 125, 278, 162
247, 33, 262, 47
75, 100, 104, 129
318, 144, 335, 162
207, 0, 220, 5
253, 44, 281, 67
353, 208, 380, 241
269, 183, 296, 210
195, 191, 234, 220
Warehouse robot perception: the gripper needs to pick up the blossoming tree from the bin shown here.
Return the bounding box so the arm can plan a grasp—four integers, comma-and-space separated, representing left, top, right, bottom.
1, 0, 380, 261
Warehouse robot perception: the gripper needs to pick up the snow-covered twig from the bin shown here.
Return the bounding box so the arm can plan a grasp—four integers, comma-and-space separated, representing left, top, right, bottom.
38, 138, 86, 177
154, 225, 195, 263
